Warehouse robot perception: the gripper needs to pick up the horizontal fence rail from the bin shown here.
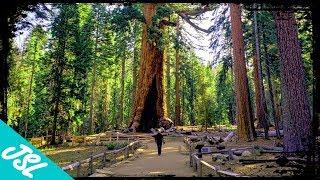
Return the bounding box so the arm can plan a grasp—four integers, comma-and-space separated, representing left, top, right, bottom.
28, 132, 151, 147
62, 141, 142, 177
185, 136, 250, 177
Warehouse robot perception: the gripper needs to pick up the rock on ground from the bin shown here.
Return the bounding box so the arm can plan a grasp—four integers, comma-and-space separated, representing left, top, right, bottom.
241, 150, 252, 157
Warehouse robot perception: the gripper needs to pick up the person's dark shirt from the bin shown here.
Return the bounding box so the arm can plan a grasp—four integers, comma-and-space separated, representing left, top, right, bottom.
153, 132, 163, 145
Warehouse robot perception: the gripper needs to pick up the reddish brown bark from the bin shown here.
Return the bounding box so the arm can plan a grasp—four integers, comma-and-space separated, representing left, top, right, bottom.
165, 28, 171, 119
274, 11, 312, 152
129, 4, 172, 132
311, 5, 320, 154
230, 3, 255, 141
252, 55, 267, 128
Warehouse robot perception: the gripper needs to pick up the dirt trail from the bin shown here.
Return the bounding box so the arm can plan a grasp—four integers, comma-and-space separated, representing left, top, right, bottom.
91, 137, 196, 177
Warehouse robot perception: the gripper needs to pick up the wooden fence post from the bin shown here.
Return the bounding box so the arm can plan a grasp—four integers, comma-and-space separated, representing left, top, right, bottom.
112, 152, 116, 164
197, 160, 202, 177
102, 152, 107, 167
189, 144, 192, 167
77, 162, 81, 177
131, 143, 134, 156
116, 132, 119, 142
125, 147, 129, 159
192, 156, 196, 171
88, 154, 93, 175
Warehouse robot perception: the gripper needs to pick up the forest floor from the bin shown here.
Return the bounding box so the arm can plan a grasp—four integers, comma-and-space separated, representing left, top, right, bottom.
40, 127, 305, 177
90, 136, 196, 177
41, 140, 129, 167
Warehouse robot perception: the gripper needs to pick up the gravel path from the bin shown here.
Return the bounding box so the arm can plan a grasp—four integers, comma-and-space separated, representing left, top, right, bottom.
90, 137, 196, 177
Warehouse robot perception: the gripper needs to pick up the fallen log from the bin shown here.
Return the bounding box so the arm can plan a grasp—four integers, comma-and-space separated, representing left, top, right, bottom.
217, 170, 249, 177
200, 147, 253, 155
257, 130, 283, 137
239, 157, 306, 166
223, 132, 235, 142
254, 145, 283, 152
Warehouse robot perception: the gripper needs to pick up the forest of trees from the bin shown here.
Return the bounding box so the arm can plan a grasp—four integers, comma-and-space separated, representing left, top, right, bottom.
0, 3, 317, 153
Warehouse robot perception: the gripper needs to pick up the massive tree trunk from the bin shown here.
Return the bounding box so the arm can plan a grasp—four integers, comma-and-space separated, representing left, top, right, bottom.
129, 4, 172, 132
174, 36, 182, 126
252, 7, 269, 139
165, 28, 171, 119
311, 4, 320, 154
275, 11, 312, 152
230, 3, 255, 141
229, 49, 236, 125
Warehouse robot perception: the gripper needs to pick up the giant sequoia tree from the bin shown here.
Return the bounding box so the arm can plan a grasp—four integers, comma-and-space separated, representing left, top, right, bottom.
129, 4, 172, 132
128, 3, 216, 132
230, 3, 255, 141
275, 11, 312, 152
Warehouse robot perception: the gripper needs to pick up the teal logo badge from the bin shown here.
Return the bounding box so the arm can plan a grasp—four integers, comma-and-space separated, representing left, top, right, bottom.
0, 120, 73, 180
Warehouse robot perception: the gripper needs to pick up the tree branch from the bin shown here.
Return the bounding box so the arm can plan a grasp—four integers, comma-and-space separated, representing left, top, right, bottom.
178, 12, 211, 34
159, 20, 177, 27
176, 4, 216, 34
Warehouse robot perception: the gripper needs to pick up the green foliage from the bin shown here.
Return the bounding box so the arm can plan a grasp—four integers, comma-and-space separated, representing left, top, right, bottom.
8, 25, 48, 136
148, 5, 174, 50
110, 5, 144, 33
7, 3, 314, 140
214, 57, 234, 125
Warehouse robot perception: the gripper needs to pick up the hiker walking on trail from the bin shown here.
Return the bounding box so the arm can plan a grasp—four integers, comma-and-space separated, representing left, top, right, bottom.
152, 130, 164, 155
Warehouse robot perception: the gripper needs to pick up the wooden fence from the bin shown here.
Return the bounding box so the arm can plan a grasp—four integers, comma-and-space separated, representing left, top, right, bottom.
28, 132, 150, 147
186, 138, 249, 177
62, 141, 142, 177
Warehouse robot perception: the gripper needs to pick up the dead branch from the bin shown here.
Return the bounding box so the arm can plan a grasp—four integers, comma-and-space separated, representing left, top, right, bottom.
178, 13, 211, 34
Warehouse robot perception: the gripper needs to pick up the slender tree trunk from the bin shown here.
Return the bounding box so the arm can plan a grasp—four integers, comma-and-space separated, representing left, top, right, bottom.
119, 57, 125, 129
88, 22, 100, 134
112, 71, 118, 129
262, 27, 280, 139
181, 78, 185, 125
275, 11, 312, 152
252, 6, 269, 139
131, 28, 139, 116
175, 39, 181, 126
88, 61, 97, 134
24, 40, 37, 138
50, 15, 68, 145
129, 4, 172, 132
230, 3, 255, 141
51, 64, 64, 145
